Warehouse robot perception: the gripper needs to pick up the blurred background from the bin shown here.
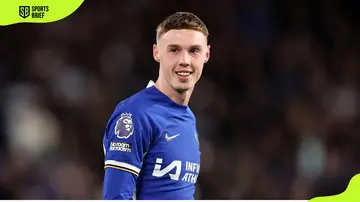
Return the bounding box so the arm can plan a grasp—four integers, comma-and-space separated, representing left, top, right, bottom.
1, 0, 360, 199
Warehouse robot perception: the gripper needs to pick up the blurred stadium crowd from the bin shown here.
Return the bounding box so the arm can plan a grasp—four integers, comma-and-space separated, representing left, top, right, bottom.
1, 0, 360, 199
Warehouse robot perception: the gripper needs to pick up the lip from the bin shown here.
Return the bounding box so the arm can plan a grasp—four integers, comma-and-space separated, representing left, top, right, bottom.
175, 71, 192, 81
174, 69, 193, 73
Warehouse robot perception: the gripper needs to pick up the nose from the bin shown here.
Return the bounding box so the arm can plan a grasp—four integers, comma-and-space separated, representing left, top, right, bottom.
179, 51, 190, 67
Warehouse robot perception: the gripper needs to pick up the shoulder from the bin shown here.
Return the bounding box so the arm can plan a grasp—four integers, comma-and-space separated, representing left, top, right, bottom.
113, 87, 157, 119
103, 93, 150, 142
111, 89, 151, 123
106, 88, 159, 133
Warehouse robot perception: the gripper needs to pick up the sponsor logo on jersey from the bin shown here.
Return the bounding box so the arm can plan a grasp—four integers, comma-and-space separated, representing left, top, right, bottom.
152, 158, 200, 184
165, 133, 180, 141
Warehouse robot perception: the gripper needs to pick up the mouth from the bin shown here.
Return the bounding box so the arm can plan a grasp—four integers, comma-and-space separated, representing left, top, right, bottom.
175, 71, 193, 81
175, 71, 193, 76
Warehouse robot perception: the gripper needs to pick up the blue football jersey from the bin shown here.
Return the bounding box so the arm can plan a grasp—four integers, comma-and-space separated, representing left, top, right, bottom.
103, 81, 201, 200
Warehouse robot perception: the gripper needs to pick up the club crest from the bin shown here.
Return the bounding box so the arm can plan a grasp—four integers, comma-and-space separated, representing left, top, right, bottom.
115, 113, 134, 139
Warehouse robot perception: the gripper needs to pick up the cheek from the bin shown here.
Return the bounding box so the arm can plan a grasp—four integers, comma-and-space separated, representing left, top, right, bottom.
161, 56, 177, 68
196, 67, 204, 77
194, 59, 204, 72
194, 63, 205, 78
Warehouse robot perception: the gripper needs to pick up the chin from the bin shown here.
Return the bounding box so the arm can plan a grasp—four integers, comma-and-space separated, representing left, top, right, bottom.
173, 84, 193, 93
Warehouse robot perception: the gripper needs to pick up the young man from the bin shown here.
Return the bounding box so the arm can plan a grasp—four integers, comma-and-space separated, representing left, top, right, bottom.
102, 12, 210, 200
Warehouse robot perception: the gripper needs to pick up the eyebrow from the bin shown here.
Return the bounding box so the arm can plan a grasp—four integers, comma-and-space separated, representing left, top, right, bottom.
167, 44, 203, 49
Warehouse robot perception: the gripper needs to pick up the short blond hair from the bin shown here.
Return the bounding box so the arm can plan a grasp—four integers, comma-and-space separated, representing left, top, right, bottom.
156, 12, 209, 41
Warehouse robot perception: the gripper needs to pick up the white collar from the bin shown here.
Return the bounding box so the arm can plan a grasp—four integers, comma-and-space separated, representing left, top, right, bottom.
146, 80, 155, 88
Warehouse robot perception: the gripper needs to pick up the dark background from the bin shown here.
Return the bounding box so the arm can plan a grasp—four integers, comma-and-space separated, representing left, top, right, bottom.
1, 0, 360, 199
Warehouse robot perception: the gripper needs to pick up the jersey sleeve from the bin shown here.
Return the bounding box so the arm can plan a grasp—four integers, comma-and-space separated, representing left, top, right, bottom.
102, 108, 153, 199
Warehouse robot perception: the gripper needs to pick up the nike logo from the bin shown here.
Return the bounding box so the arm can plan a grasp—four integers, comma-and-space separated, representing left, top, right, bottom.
165, 133, 180, 141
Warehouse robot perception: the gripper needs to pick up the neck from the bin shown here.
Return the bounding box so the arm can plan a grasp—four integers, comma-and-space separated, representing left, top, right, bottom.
155, 78, 193, 106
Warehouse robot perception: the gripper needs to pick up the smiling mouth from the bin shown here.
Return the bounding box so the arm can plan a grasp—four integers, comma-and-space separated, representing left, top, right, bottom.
175, 71, 193, 76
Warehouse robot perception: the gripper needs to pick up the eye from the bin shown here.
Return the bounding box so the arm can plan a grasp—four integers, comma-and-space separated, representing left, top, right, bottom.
190, 48, 200, 53
170, 48, 178, 53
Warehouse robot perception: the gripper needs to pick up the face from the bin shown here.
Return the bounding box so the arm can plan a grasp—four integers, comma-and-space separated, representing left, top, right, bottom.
153, 29, 210, 92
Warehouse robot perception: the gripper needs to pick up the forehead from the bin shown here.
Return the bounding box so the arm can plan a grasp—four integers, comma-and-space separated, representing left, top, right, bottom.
159, 29, 207, 47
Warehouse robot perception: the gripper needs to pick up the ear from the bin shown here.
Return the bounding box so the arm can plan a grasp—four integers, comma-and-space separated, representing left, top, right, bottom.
153, 44, 160, 63
204, 45, 210, 63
